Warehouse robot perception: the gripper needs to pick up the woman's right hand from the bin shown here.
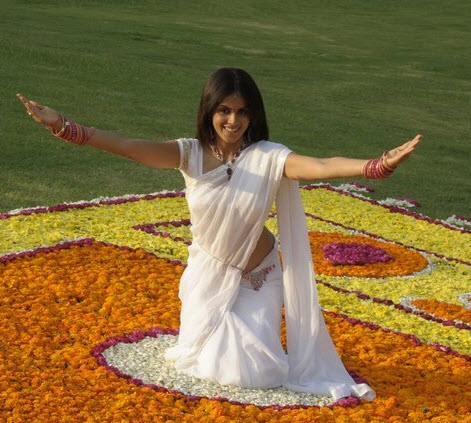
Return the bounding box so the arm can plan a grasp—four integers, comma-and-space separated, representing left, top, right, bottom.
17, 93, 61, 130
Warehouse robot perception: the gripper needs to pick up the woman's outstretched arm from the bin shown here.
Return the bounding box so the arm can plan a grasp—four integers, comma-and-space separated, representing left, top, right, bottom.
86, 129, 180, 169
16, 93, 180, 169
283, 135, 422, 180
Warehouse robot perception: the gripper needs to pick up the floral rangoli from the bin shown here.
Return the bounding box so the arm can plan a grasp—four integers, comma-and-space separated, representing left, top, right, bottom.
1, 183, 470, 422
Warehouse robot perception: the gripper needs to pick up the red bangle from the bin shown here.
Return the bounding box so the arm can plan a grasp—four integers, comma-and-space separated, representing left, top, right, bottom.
48, 115, 95, 145
362, 153, 395, 179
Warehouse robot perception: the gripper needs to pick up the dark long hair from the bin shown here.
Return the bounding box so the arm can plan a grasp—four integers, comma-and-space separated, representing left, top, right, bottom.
196, 68, 269, 149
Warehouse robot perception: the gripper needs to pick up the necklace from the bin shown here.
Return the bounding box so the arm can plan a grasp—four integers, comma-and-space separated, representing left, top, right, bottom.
210, 143, 245, 180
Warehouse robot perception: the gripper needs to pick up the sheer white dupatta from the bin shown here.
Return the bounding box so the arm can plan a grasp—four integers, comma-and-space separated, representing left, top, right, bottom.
276, 178, 376, 401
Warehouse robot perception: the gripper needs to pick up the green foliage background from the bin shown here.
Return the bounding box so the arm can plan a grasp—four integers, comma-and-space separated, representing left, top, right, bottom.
1, 0, 470, 219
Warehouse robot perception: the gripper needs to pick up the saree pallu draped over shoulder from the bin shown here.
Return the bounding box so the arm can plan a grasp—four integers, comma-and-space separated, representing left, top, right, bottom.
165, 140, 376, 401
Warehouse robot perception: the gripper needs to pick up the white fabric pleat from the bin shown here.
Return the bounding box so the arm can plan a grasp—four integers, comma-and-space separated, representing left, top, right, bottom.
276, 178, 375, 400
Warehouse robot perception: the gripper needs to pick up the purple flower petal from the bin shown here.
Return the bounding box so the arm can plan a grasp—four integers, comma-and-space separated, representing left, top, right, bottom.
322, 242, 394, 266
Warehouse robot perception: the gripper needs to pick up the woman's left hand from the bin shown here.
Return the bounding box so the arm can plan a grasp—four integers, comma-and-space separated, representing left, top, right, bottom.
385, 134, 422, 168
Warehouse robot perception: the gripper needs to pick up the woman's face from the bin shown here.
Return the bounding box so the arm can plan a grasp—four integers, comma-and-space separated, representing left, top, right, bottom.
212, 94, 250, 148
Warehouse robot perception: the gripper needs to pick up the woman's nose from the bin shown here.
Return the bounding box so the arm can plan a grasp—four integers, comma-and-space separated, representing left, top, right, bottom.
227, 112, 237, 124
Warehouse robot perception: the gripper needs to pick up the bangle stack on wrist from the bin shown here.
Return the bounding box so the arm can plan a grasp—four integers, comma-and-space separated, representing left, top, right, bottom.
47, 115, 96, 145
362, 151, 396, 179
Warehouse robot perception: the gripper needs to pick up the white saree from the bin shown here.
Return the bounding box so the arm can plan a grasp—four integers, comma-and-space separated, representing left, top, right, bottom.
164, 138, 376, 401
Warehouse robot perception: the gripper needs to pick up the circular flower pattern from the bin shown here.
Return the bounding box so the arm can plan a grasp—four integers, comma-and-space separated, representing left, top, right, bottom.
310, 232, 429, 277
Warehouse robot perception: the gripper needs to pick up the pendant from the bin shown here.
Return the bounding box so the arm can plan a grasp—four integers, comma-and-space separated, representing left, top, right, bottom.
210, 143, 246, 181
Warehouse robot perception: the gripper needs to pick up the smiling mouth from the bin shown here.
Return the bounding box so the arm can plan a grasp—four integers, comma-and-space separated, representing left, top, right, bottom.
223, 126, 240, 133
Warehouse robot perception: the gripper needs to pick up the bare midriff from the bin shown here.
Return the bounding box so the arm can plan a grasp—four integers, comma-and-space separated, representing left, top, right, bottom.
244, 226, 276, 273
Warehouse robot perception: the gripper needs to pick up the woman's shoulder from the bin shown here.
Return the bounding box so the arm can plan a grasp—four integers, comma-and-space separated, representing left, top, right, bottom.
176, 137, 202, 154
176, 137, 199, 146
176, 138, 201, 174
252, 140, 291, 153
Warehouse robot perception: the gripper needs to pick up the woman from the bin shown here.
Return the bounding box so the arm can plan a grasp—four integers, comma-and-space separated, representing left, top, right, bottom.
17, 68, 420, 402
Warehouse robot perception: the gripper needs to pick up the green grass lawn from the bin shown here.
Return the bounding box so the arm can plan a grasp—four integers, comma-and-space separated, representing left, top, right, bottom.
1, 0, 470, 220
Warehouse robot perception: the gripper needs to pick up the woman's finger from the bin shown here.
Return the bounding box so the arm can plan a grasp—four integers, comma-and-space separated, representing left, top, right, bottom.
410, 134, 422, 146
29, 104, 43, 116
387, 135, 421, 167
16, 93, 27, 102
17, 94, 41, 113
25, 103, 44, 122
30, 100, 44, 110
399, 135, 421, 150
18, 94, 35, 114
18, 93, 33, 108
393, 135, 421, 155
24, 103, 36, 116
16, 93, 31, 108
